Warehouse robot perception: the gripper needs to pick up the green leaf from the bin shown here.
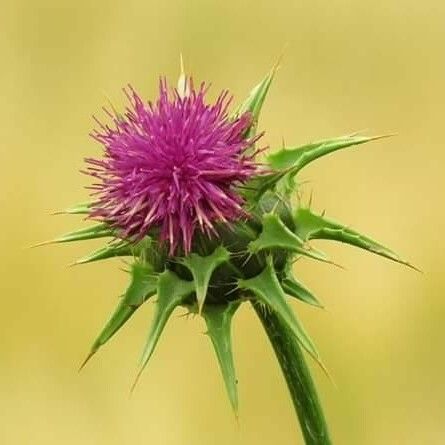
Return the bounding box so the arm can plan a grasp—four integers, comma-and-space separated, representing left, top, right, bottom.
181, 246, 230, 313
202, 302, 240, 414
232, 63, 278, 138
250, 135, 389, 199
238, 258, 320, 363
35, 223, 113, 246
294, 207, 417, 269
80, 262, 158, 369
134, 270, 195, 386
53, 201, 92, 215
248, 212, 329, 263
267, 134, 388, 171
281, 273, 323, 308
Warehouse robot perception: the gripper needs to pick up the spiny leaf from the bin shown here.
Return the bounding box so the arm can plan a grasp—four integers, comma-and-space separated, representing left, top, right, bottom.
181, 246, 230, 313
53, 201, 92, 215
238, 258, 320, 363
80, 262, 158, 369
202, 302, 240, 414
35, 223, 113, 247
267, 134, 389, 172
248, 212, 329, 263
294, 207, 417, 269
134, 270, 195, 387
281, 273, 323, 308
249, 135, 389, 199
232, 62, 278, 138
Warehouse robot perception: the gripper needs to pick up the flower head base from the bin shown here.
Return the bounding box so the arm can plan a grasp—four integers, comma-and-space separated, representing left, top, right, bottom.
86, 79, 258, 255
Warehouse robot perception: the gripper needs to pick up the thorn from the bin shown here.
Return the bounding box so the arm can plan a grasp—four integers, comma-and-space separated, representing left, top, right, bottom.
68, 261, 80, 267
318, 360, 337, 389
130, 368, 144, 395
348, 129, 367, 136
29, 239, 54, 248
241, 251, 254, 268
78, 350, 96, 372
404, 262, 423, 273
308, 189, 314, 209
272, 43, 288, 74
328, 260, 346, 271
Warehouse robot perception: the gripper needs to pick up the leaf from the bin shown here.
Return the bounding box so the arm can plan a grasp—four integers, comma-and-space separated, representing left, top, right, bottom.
35, 223, 113, 247
134, 270, 195, 386
232, 62, 278, 138
80, 262, 158, 369
181, 246, 230, 313
250, 135, 390, 199
281, 273, 323, 308
238, 258, 320, 363
248, 212, 329, 263
267, 134, 389, 172
202, 302, 240, 414
294, 207, 417, 269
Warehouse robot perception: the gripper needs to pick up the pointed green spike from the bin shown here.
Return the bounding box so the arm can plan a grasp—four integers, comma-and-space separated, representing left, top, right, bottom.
74, 237, 153, 265
267, 134, 389, 172
138, 270, 195, 375
80, 262, 158, 369
295, 207, 417, 269
281, 273, 324, 308
202, 302, 240, 414
73, 242, 132, 265
238, 258, 320, 363
181, 246, 230, 313
53, 201, 92, 215
232, 62, 278, 138
35, 223, 113, 247
248, 212, 329, 263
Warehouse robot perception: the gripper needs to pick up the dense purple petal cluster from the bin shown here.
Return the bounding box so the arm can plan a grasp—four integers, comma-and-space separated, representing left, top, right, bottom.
86, 79, 258, 254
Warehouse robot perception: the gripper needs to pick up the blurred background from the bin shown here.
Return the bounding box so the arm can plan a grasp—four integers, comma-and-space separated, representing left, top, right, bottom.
1, 1, 444, 444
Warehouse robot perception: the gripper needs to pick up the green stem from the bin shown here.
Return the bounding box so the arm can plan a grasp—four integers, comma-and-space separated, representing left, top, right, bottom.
253, 304, 332, 445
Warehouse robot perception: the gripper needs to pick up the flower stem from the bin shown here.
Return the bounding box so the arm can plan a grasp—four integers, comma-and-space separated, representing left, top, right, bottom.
253, 304, 332, 445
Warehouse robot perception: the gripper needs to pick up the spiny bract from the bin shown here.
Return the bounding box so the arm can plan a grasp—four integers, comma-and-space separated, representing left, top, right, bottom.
48, 64, 414, 420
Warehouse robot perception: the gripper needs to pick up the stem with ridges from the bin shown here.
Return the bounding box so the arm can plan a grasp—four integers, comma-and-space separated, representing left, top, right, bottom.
253, 303, 332, 445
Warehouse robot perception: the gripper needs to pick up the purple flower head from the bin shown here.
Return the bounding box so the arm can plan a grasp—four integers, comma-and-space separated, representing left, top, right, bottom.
86, 78, 260, 255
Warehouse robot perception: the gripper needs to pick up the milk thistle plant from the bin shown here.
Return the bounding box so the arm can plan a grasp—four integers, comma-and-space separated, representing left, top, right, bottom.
47, 62, 414, 445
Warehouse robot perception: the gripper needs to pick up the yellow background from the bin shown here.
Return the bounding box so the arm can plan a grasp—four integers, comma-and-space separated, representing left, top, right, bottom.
1, 1, 444, 444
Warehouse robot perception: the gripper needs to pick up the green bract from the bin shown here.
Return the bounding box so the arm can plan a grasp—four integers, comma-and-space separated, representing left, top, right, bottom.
49, 64, 415, 445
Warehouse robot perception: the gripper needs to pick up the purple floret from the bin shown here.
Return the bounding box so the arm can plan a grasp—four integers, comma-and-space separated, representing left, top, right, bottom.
85, 78, 260, 255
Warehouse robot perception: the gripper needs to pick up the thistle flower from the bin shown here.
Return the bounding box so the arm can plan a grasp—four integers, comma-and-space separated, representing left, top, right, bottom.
47, 63, 415, 445
86, 80, 259, 255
